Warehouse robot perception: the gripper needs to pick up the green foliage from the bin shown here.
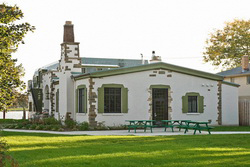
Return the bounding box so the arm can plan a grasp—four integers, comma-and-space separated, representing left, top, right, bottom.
0, 134, 18, 167
0, 4, 35, 111
77, 122, 89, 131
64, 118, 77, 129
0, 119, 26, 124
203, 19, 250, 69
43, 117, 61, 125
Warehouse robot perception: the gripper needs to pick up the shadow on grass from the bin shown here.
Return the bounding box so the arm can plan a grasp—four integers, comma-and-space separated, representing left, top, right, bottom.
2, 132, 250, 167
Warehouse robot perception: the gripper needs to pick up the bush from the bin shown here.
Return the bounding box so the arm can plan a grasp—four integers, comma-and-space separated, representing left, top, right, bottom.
0, 137, 18, 167
77, 122, 89, 131
29, 124, 37, 130
64, 119, 77, 129
44, 125, 52, 131
24, 124, 31, 129
35, 125, 44, 130
95, 121, 108, 130
51, 125, 60, 131
14, 124, 23, 129
58, 128, 64, 132
43, 117, 61, 125
8, 125, 15, 129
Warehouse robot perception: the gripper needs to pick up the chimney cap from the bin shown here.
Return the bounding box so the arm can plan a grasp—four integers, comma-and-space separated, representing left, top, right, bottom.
65, 21, 72, 25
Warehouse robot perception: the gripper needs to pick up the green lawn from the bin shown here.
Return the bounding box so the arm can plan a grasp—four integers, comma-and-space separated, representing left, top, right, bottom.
212, 126, 250, 131
1, 132, 250, 167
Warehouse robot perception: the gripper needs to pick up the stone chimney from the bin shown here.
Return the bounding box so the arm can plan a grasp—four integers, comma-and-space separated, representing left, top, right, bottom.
242, 55, 249, 72
63, 21, 74, 43
150, 51, 161, 63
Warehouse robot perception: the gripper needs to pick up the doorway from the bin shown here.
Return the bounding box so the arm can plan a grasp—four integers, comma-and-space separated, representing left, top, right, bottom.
152, 88, 168, 125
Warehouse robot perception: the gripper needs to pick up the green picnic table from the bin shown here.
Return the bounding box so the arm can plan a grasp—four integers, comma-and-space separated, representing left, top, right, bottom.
179, 121, 214, 135
126, 120, 156, 133
161, 120, 191, 132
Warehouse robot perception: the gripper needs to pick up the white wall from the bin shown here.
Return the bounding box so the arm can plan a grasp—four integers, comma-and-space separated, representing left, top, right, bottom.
75, 69, 225, 126
225, 76, 250, 98
42, 72, 51, 113
222, 83, 239, 125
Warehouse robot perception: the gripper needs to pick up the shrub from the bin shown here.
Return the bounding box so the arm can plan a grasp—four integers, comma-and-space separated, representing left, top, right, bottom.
77, 122, 89, 131
35, 125, 45, 130
95, 121, 108, 130
72, 127, 78, 131
24, 124, 31, 129
29, 124, 37, 130
14, 124, 23, 129
58, 128, 64, 132
51, 126, 59, 131
64, 119, 77, 129
43, 117, 61, 125
44, 125, 52, 131
0, 137, 18, 167
8, 125, 15, 129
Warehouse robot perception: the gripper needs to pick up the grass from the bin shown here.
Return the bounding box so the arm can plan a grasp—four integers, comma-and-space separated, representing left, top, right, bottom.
212, 126, 250, 131
1, 131, 250, 167
0, 119, 27, 124
5, 108, 28, 111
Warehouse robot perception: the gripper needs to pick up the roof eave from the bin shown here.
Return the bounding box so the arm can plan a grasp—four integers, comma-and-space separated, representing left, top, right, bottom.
74, 62, 223, 81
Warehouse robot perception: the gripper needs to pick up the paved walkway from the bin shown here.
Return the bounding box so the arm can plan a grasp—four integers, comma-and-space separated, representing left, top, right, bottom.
3, 128, 250, 136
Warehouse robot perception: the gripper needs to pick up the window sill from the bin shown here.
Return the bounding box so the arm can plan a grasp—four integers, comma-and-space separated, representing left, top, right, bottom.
102, 113, 124, 116
186, 113, 201, 115
76, 113, 87, 116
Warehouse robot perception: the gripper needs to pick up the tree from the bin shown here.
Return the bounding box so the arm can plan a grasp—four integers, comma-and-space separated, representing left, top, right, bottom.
203, 19, 250, 70
0, 4, 35, 113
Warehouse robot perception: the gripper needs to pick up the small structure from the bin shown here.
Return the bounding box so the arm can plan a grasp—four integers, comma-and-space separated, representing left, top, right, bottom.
218, 55, 250, 125
28, 21, 239, 127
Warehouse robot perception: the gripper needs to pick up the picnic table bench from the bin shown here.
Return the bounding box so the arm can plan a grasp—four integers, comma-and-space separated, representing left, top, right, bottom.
177, 121, 214, 135
126, 120, 156, 133
161, 120, 191, 132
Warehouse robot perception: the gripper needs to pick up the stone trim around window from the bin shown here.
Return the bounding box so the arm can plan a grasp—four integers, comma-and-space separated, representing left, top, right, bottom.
182, 92, 204, 113
75, 85, 87, 113
98, 84, 128, 114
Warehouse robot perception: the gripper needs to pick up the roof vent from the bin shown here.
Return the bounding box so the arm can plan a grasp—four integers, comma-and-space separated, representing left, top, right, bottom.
150, 51, 161, 63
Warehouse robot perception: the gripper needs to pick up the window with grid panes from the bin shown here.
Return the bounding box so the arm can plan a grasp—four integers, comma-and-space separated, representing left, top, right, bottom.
188, 96, 197, 113
104, 88, 121, 113
78, 88, 85, 113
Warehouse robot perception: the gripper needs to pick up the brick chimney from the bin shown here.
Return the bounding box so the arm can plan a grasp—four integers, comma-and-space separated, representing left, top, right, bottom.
63, 21, 74, 43
242, 55, 249, 72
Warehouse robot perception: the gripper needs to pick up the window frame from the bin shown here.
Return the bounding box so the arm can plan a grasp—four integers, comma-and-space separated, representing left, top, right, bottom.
188, 96, 198, 113
104, 87, 122, 113
75, 85, 87, 113
56, 89, 59, 112
182, 92, 204, 114
98, 84, 128, 114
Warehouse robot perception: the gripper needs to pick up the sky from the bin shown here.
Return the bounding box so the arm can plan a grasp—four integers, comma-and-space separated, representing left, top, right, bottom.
3, 0, 250, 83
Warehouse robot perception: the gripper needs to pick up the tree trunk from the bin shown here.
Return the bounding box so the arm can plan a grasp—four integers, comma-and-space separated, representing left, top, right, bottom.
22, 107, 26, 120
3, 109, 6, 119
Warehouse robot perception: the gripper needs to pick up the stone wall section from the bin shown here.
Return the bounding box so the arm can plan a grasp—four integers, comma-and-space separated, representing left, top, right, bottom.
88, 78, 97, 128
217, 81, 222, 125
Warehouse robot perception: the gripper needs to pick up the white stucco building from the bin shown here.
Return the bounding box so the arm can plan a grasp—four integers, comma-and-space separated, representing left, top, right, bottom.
28, 21, 239, 127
